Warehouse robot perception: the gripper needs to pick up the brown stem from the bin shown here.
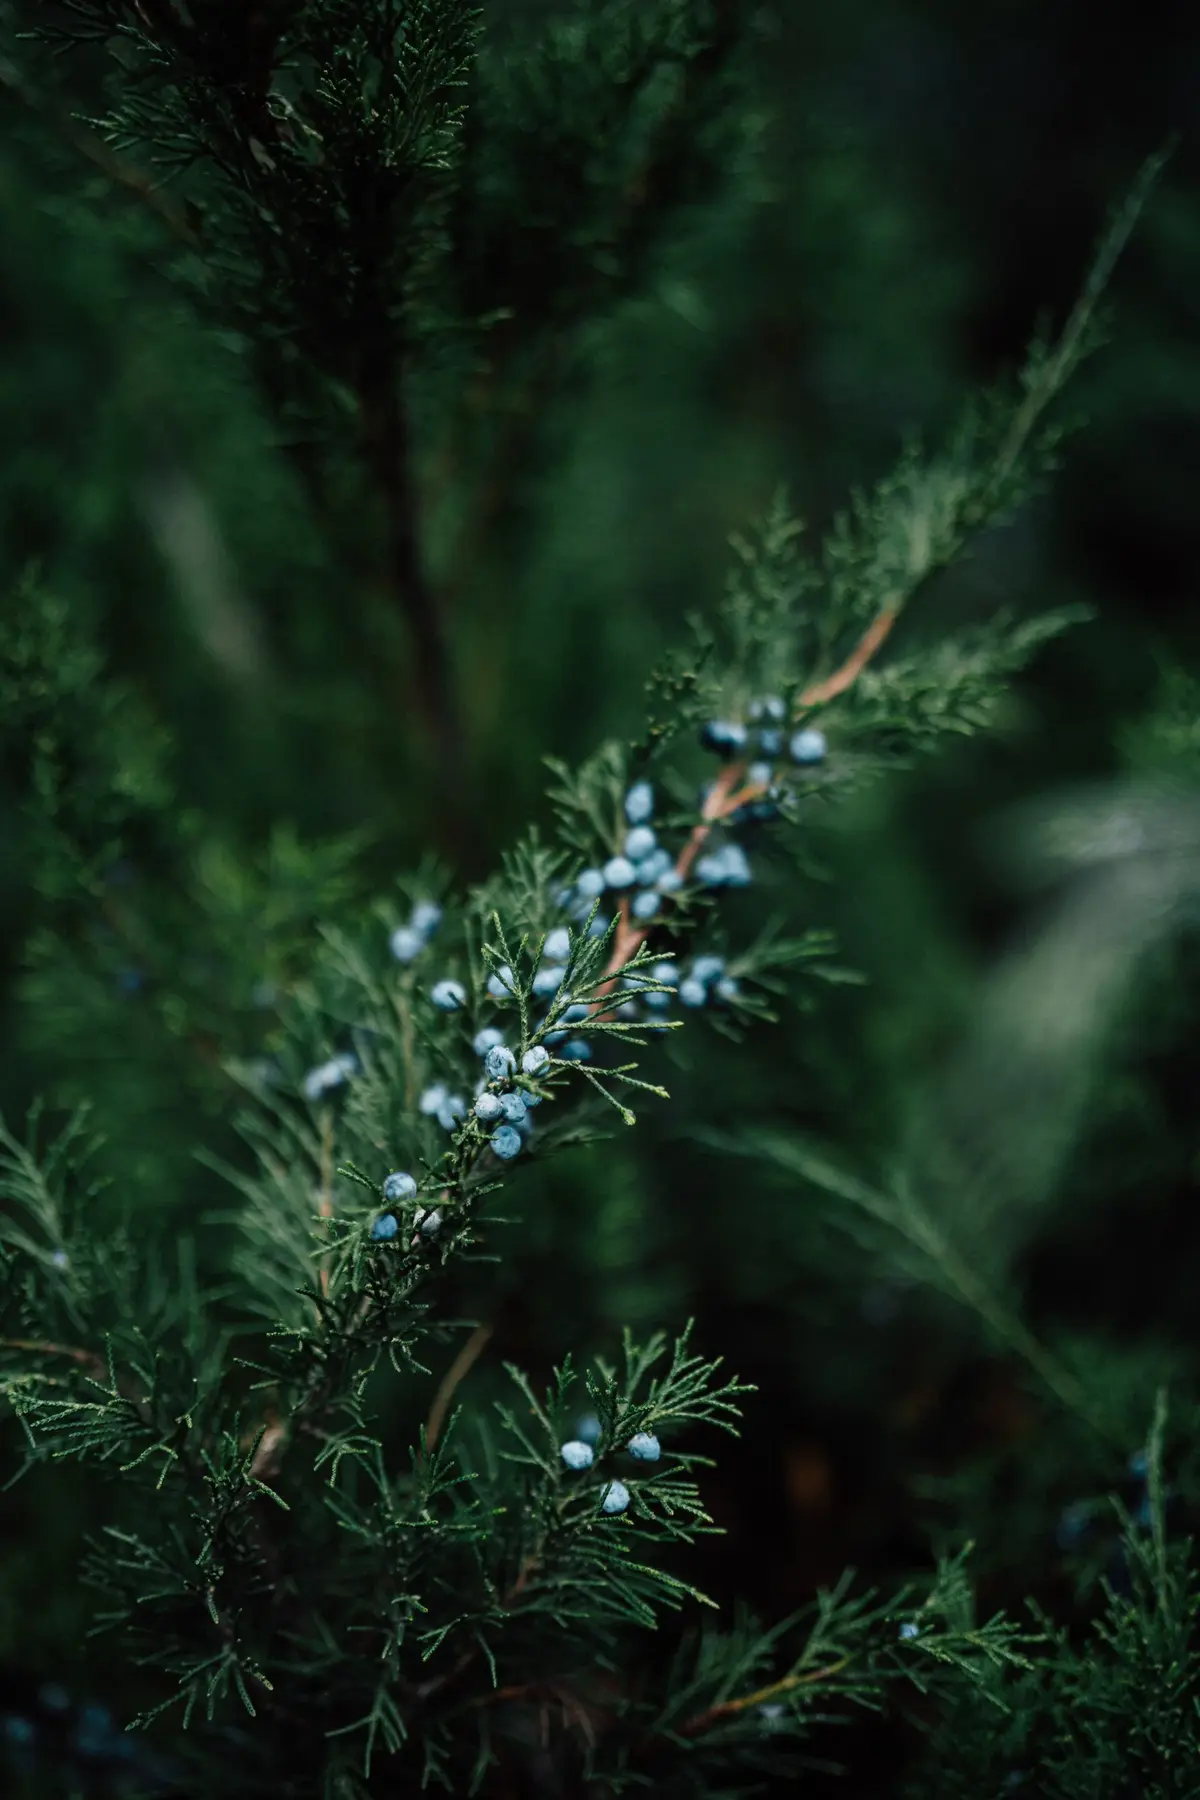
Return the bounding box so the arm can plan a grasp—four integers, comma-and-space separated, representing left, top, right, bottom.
673, 1655, 853, 1740
423, 1323, 493, 1455
601, 605, 901, 988
0, 1336, 107, 1379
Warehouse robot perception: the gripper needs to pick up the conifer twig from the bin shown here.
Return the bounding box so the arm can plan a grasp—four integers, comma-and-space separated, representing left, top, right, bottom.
423, 1322, 493, 1455
672, 1655, 853, 1739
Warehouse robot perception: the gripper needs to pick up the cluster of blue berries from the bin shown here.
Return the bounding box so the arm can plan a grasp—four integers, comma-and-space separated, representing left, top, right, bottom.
639, 954, 738, 1014
370, 1170, 441, 1244
470, 1033, 553, 1161
556, 782, 681, 933
557, 1416, 662, 1516
390, 898, 443, 965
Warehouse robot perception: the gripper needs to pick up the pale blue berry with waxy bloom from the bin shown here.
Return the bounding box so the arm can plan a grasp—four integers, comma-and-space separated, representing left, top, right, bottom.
624, 826, 657, 861
419, 1083, 448, 1115
532, 965, 565, 998
657, 869, 683, 894
487, 964, 516, 1000
700, 719, 748, 755
679, 978, 707, 1008
302, 1054, 357, 1100
562, 1038, 592, 1062
749, 696, 786, 723
499, 1091, 527, 1124
653, 961, 680, 986
410, 900, 442, 936
560, 1440, 594, 1471
576, 868, 606, 902
626, 1432, 660, 1461
383, 1171, 417, 1203
748, 761, 774, 789
600, 1480, 631, 1515
715, 975, 740, 1002
691, 955, 725, 984
522, 1045, 550, 1075
485, 1044, 516, 1081
603, 855, 636, 889
789, 726, 827, 764
389, 925, 424, 963
430, 978, 466, 1011
758, 727, 784, 758
491, 1125, 523, 1160
544, 926, 572, 962
632, 892, 660, 921
625, 781, 654, 824
898, 1622, 920, 1640
416, 1206, 442, 1236
635, 848, 673, 886
562, 1003, 590, 1025
473, 1026, 505, 1058
474, 1093, 503, 1122
577, 1411, 602, 1444
371, 1213, 399, 1242
436, 1094, 466, 1131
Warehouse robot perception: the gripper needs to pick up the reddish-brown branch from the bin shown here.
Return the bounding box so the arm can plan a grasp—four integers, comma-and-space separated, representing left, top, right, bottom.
0, 1337, 107, 1379
672, 1655, 853, 1740
423, 1323, 493, 1456
599, 605, 900, 990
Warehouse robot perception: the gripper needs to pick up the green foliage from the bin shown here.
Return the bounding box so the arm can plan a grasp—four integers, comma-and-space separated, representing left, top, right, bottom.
0, 3, 1192, 1796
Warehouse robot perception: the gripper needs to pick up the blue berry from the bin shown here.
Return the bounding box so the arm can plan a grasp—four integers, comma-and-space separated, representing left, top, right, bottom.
544, 926, 572, 962
487, 964, 516, 1000
416, 1206, 443, 1237
632, 892, 660, 921
533, 965, 565, 998
485, 1044, 517, 1081
561, 1440, 594, 1470
603, 855, 636, 889
691, 955, 725, 984
625, 781, 654, 824
679, 978, 707, 1008
636, 848, 673, 885
562, 1003, 590, 1024
436, 1095, 466, 1131
390, 925, 424, 963
653, 961, 680, 986
499, 1091, 527, 1123
474, 1093, 503, 1122
759, 1702, 785, 1725
491, 1125, 522, 1161
430, 979, 466, 1011
749, 696, 786, 723
644, 990, 670, 1012
758, 726, 784, 758
51, 1248, 69, 1269
898, 1622, 920, 1640
626, 1432, 660, 1461
4, 1715, 35, 1747
576, 868, 606, 902
577, 1411, 602, 1444
700, 719, 749, 756
383, 1171, 417, 1202
562, 1038, 592, 1062
302, 1055, 355, 1100
624, 826, 657, 861
410, 900, 442, 936
789, 727, 827, 764
522, 1045, 550, 1075
715, 975, 740, 1002
656, 869, 683, 894
747, 761, 773, 789
587, 911, 612, 938
371, 1213, 400, 1241
600, 1480, 631, 1515
419, 1082, 448, 1115
473, 1026, 506, 1057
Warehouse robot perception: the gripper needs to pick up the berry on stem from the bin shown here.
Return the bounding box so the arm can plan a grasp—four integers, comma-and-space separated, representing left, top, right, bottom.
389, 925, 424, 963
600, 1480, 631, 1515
474, 1093, 503, 1122
700, 719, 748, 756
624, 826, 657, 861
626, 1432, 660, 1461
370, 1214, 399, 1242
522, 1045, 550, 1075
789, 726, 827, 764
430, 979, 466, 1011
383, 1172, 417, 1202
560, 1440, 594, 1471
625, 781, 654, 823
603, 855, 636, 889
410, 900, 442, 936
491, 1125, 522, 1160
473, 1027, 505, 1057
484, 1044, 517, 1081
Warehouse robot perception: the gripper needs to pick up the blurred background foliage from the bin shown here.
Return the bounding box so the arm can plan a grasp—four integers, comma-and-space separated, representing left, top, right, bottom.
2, 0, 1200, 1790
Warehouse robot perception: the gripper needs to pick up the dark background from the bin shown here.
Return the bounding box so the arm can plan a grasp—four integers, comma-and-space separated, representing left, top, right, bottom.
1, 0, 1199, 1790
